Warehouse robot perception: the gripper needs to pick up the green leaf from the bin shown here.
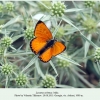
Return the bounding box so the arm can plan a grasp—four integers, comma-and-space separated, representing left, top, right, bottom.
71, 47, 84, 57
35, 60, 45, 78
81, 33, 97, 48
3, 16, 21, 28
21, 55, 38, 73
84, 34, 92, 57
56, 54, 82, 67
59, 70, 64, 84
69, 72, 77, 87
56, 84, 74, 88
49, 61, 58, 77
86, 60, 100, 79
13, 34, 24, 43
37, 1, 50, 9
25, 1, 37, 7
5, 52, 32, 57
65, 8, 83, 13
74, 66, 86, 74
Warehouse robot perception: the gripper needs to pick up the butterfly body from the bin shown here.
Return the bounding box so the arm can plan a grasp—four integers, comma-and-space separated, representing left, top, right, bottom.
39, 39, 56, 55
30, 20, 66, 62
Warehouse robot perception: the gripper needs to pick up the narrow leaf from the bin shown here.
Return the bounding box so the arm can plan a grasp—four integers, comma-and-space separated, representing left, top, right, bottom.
65, 8, 83, 13
21, 55, 38, 73
56, 54, 82, 67
84, 34, 92, 57
3, 16, 20, 27
35, 60, 45, 78
49, 60, 58, 77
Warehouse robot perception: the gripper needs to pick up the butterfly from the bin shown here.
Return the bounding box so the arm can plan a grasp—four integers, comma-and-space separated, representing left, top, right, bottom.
30, 20, 66, 62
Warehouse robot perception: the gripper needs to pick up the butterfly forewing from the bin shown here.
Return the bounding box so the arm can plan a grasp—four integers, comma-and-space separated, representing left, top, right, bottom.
30, 37, 47, 54
30, 20, 53, 54
34, 20, 53, 40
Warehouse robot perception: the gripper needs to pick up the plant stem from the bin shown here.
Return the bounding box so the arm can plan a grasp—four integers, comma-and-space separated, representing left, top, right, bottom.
5, 76, 8, 88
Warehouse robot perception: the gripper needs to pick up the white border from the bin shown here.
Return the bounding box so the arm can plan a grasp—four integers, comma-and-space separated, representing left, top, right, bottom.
0, 88, 100, 100
0, 0, 100, 100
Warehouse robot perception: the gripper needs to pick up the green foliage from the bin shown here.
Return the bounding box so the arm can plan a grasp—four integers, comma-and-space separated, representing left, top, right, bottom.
0, 1, 100, 88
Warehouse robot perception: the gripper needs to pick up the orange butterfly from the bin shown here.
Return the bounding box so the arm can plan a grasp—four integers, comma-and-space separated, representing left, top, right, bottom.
30, 20, 66, 62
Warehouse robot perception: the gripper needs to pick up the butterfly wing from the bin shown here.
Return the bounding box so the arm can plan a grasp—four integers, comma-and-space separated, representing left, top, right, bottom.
30, 20, 53, 54
39, 47, 52, 62
52, 41, 66, 56
30, 37, 47, 54
34, 20, 53, 40
38, 41, 66, 62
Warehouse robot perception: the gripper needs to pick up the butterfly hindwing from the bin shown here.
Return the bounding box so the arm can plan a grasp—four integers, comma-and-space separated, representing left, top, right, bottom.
30, 37, 47, 54
34, 20, 53, 41
39, 47, 52, 62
